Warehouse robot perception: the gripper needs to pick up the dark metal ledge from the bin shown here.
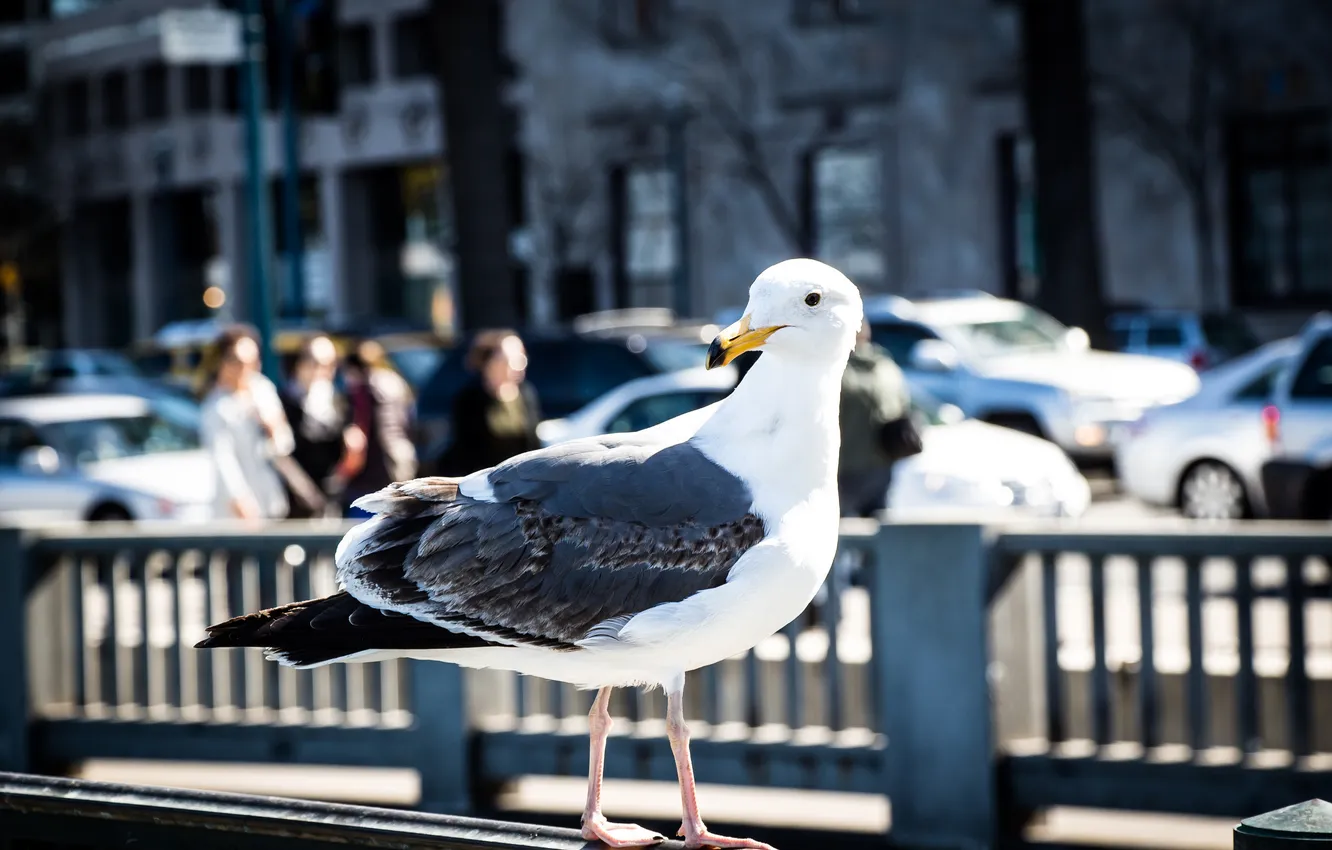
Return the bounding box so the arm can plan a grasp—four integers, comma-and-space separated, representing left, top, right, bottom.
0, 772, 588, 850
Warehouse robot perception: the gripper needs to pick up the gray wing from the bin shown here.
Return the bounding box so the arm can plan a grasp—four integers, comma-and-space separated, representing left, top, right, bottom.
337, 439, 766, 650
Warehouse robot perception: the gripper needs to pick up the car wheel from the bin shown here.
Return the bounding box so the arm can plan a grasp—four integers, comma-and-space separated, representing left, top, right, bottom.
1179, 461, 1248, 520
88, 503, 133, 523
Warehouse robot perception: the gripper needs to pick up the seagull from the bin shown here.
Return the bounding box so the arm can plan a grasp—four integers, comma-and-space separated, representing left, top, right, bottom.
197, 258, 862, 849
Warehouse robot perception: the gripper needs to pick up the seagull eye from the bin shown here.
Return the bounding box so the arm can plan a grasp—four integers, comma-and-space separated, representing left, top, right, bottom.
804, 292, 822, 307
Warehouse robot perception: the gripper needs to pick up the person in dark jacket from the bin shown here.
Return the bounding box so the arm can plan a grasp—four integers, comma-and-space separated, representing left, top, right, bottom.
838, 322, 914, 518
281, 335, 356, 518
342, 339, 417, 517
436, 329, 542, 476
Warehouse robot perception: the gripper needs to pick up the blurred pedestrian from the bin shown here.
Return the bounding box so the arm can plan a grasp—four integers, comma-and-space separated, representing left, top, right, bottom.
281, 335, 364, 518
838, 322, 919, 518
200, 329, 289, 522
342, 339, 417, 517
435, 329, 542, 477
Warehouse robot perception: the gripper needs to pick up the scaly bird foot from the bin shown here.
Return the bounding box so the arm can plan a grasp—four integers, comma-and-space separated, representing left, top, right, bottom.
581, 813, 666, 847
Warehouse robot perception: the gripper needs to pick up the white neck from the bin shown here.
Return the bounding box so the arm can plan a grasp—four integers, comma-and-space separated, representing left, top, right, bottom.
692, 349, 847, 521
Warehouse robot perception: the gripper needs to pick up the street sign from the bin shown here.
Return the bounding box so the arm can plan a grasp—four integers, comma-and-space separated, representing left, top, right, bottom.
160, 9, 242, 65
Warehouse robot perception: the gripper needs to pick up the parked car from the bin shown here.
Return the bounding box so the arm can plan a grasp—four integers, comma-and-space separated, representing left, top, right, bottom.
0, 394, 214, 524
886, 390, 1092, 520
414, 328, 713, 467
1114, 338, 1299, 519
0, 349, 187, 401
536, 366, 738, 445
864, 293, 1201, 463
1107, 309, 1261, 371
1260, 314, 1332, 520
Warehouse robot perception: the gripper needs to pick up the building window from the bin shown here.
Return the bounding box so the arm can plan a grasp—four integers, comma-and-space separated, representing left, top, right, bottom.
101, 70, 128, 129
805, 145, 884, 285
392, 13, 432, 79
0, 50, 28, 98
222, 65, 240, 113
141, 62, 168, 121
794, 0, 885, 26
996, 132, 1039, 301
614, 163, 678, 308
341, 23, 376, 86
184, 65, 212, 114
600, 0, 670, 47
64, 78, 89, 137
1229, 112, 1332, 307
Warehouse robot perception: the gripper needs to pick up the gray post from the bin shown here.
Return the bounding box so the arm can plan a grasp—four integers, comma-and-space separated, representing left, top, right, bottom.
409, 660, 471, 814
241, 0, 280, 382
868, 523, 995, 850
0, 528, 29, 772
1235, 800, 1332, 849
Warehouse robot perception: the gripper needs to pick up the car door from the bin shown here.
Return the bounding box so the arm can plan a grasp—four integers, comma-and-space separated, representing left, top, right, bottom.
1279, 335, 1332, 459
0, 418, 93, 522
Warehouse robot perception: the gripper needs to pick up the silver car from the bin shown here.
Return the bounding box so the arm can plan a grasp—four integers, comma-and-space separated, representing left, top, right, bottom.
1115, 338, 1298, 519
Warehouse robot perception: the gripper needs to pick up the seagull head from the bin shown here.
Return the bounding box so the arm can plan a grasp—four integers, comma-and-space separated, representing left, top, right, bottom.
706, 258, 863, 370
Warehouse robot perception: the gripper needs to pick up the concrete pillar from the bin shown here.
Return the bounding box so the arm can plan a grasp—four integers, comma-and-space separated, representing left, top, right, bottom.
317, 167, 345, 322
130, 192, 155, 341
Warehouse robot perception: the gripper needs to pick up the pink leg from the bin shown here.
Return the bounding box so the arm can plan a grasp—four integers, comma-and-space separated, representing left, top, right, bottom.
581, 687, 664, 847
666, 686, 775, 850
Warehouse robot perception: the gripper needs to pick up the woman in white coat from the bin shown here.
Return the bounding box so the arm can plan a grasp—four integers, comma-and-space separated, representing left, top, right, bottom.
200, 330, 289, 521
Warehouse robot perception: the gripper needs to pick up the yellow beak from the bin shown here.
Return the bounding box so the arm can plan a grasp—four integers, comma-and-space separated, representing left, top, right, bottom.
706, 314, 788, 369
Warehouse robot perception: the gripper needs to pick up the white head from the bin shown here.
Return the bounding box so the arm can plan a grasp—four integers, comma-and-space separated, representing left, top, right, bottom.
706, 258, 863, 370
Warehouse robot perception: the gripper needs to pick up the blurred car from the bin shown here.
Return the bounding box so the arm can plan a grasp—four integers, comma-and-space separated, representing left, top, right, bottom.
864, 293, 1200, 462
1107, 309, 1261, 371
1260, 314, 1332, 519
536, 366, 738, 445
414, 328, 713, 467
886, 391, 1092, 520
1114, 338, 1299, 519
0, 349, 187, 400
0, 394, 214, 523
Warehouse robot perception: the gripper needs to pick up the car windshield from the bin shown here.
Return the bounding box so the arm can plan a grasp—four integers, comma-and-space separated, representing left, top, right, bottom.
642, 340, 710, 373
933, 304, 1069, 356
42, 400, 201, 465
387, 346, 444, 389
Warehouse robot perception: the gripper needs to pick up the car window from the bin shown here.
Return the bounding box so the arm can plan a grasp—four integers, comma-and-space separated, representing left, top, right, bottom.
42, 412, 200, 465
0, 419, 43, 468
387, 346, 443, 389
1109, 326, 1134, 350
641, 339, 710, 372
1290, 337, 1332, 400
1201, 314, 1261, 356
1233, 361, 1286, 400
1145, 322, 1185, 346
868, 322, 938, 365
525, 340, 655, 418
606, 391, 729, 434
936, 305, 1068, 356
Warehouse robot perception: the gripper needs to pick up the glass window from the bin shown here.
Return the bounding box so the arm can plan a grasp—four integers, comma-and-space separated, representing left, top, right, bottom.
141, 62, 168, 121
43, 410, 200, 466
1201, 313, 1260, 357
1290, 337, 1332, 399
622, 164, 677, 308
64, 78, 89, 137
1233, 362, 1285, 400
342, 23, 376, 86
608, 390, 728, 434
0, 50, 28, 99
0, 420, 43, 468
184, 65, 212, 114
795, 0, 885, 25
938, 306, 1068, 356
392, 14, 430, 79
600, 0, 671, 46
1109, 325, 1133, 350
1145, 322, 1185, 346
867, 322, 937, 365
525, 340, 655, 416
810, 146, 884, 284
642, 339, 709, 372
102, 70, 128, 129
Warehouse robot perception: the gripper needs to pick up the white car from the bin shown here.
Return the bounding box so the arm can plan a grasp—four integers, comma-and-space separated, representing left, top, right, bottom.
0, 394, 215, 524
537, 367, 739, 445
865, 294, 1201, 461
1114, 338, 1297, 520
887, 395, 1092, 520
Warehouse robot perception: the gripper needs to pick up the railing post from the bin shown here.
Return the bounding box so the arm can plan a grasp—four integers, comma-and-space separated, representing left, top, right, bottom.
869, 523, 994, 850
0, 527, 29, 773
410, 659, 471, 814
1234, 799, 1332, 849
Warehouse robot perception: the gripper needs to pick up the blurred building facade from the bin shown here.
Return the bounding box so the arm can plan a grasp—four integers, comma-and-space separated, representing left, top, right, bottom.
30, 0, 1332, 348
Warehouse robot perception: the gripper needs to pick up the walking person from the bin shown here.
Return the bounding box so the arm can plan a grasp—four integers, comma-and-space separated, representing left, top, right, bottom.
281, 335, 364, 518
434, 329, 543, 477
199, 329, 289, 522
342, 339, 418, 517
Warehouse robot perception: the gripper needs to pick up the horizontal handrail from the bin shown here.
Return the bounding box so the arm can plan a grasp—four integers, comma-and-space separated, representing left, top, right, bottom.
0, 771, 587, 850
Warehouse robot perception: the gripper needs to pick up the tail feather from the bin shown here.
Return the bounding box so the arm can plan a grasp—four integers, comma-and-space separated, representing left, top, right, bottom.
195, 591, 495, 668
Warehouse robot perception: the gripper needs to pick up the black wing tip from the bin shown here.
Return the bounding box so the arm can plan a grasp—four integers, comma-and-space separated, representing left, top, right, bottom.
353, 477, 464, 518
